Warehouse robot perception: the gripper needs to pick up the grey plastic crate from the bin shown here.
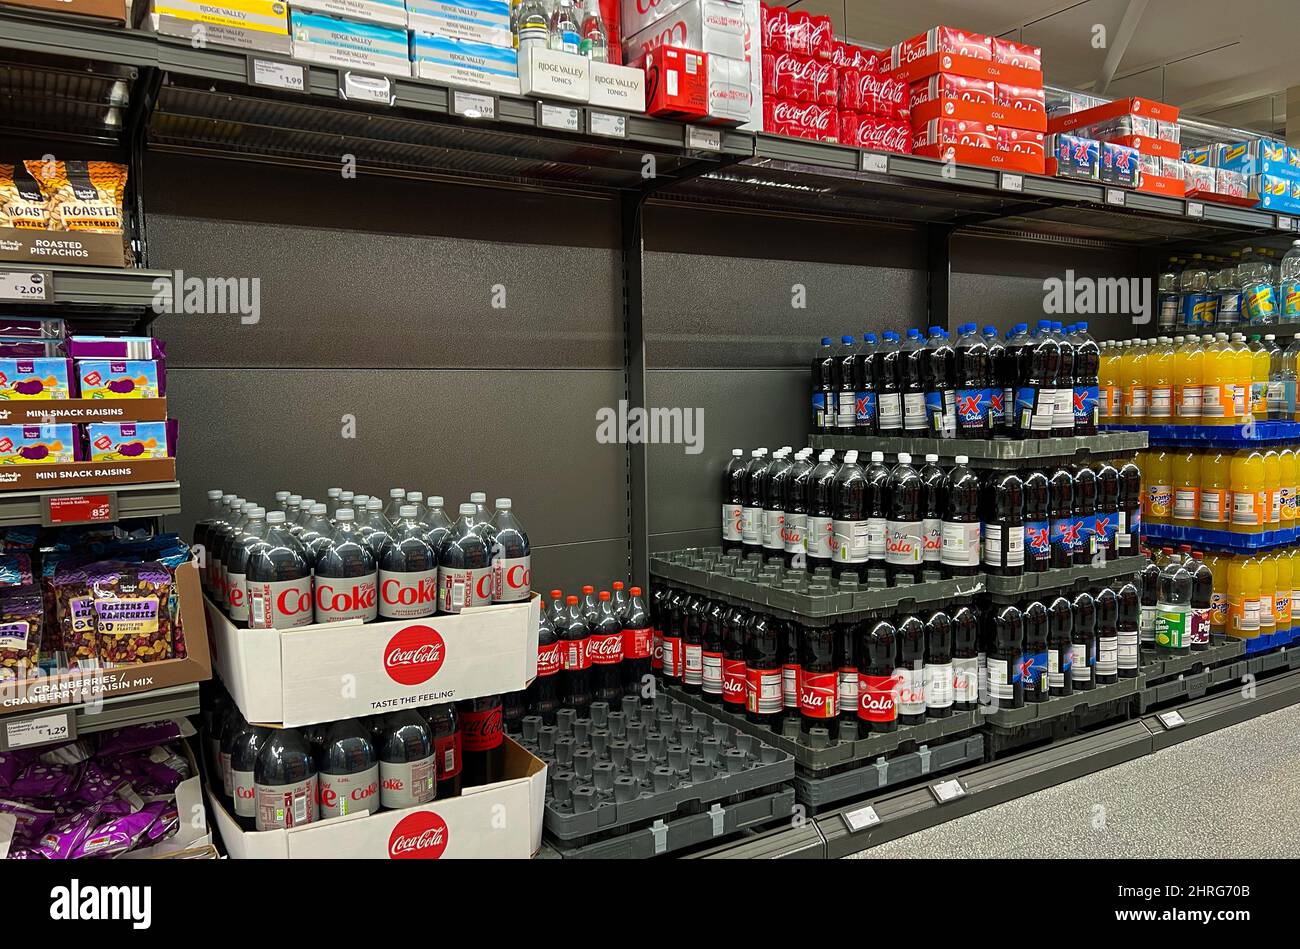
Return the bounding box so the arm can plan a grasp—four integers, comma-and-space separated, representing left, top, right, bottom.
794, 734, 985, 811
666, 683, 984, 772
521, 694, 794, 841
983, 557, 1141, 601
1248, 646, 1300, 675
1139, 635, 1245, 684
981, 676, 1140, 730
542, 788, 796, 859
807, 431, 1147, 468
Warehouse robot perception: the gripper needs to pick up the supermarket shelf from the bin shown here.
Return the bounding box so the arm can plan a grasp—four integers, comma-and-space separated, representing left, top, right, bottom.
0, 480, 181, 528
1142, 521, 1297, 551
983, 556, 1141, 602
0, 682, 199, 752
0, 264, 168, 308
1106, 421, 1300, 447
794, 735, 985, 812
808, 430, 1147, 467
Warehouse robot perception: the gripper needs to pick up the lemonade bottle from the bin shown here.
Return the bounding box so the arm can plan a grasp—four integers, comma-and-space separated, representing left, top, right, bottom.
1123, 340, 1149, 422
1205, 551, 1229, 635
1275, 551, 1293, 639
1198, 449, 1230, 530
1146, 337, 1175, 423
1263, 449, 1282, 530
1144, 449, 1173, 526
1226, 553, 1262, 639
1279, 448, 1298, 528
1258, 553, 1277, 640
1230, 450, 1266, 533
1199, 333, 1227, 425
1172, 449, 1201, 525
1172, 334, 1204, 425
1247, 334, 1271, 421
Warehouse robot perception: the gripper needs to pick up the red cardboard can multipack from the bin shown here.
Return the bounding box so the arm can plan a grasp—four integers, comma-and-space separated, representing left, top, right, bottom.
806, 13, 833, 61
995, 82, 1046, 112
764, 49, 817, 102
765, 97, 839, 142
760, 2, 788, 53
914, 118, 997, 150
830, 40, 880, 74
894, 25, 992, 69
909, 73, 995, 109
857, 116, 912, 153
998, 126, 1045, 160
858, 71, 906, 118
991, 36, 1042, 71
643, 45, 708, 119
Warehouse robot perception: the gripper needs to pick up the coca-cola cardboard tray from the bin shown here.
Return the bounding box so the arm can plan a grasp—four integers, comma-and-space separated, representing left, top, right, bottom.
909, 97, 1046, 133
207, 594, 540, 728
1135, 173, 1187, 198
1047, 96, 1180, 135
885, 52, 1043, 91
0, 561, 212, 716
207, 736, 545, 858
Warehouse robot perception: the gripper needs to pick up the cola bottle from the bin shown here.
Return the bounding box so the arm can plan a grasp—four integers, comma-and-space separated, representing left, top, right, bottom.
611, 581, 630, 622
1139, 551, 1160, 651
853, 333, 878, 435
1022, 470, 1051, 573
589, 591, 624, 705
1073, 465, 1100, 567
721, 603, 748, 715
469, 492, 495, 547
781, 449, 814, 567
1016, 320, 1059, 438
942, 456, 982, 578
1070, 591, 1096, 691
650, 584, 667, 673
951, 604, 980, 711
214, 499, 249, 613
805, 450, 839, 573
207, 497, 243, 605
528, 605, 560, 724
856, 618, 898, 731
901, 328, 930, 435
811, 337, 838, 433
312, 508, 378, 624
377, 505, 439, 620
981, 471, 1025, 577
1117, 462, 1142, 557
621, 587, 653, 696
229, 724, 271, 831
700, 599, 724, 704
383, 487, 408, 521
437, 503, 492, 613
834, 620, 857, 723
254, 728, 318, 830
742, 449, 771, 558
798, 623, 838, 739
1021, 600, 1050, 702
778, 617, 800, 721
424, 496, 454, 554
491, 498, 531, 602
721, 448, 746, 554
875, 331, 904, 433
954, 322, 991, 437
986, 604, 1024, 709
763, 449, 794, 564
984, 326, 1010, 435
886, 453, 924, 585
379, 710, 437, 808
1094, 587, 1119, 685
224, 507, 266, 627
244, 510, 314, 631
919, 454, 945, 582
1095, 463, 1120, 562
558, 595, 592, 711
745, 611, 781, 729
1116, 581, 1141, 678
1047, 595, 1074, 697
423, 704, 462, 799
863, 451, 891, 587
503, 687, 526, 735
1189, 552, 1213, 652
317, 719, 380, 819
459, 695, 505, 787
298, 503, 335, 567
923, 610, 954, 718
924, 326, 957, 439
218, 704, 247, 801
681, 593, 705, 693
894, 613, 926, 725
831, 450, 868, 582
581, 585, 600, 625
1048, 467, 1076, 568
660, 589, 685, 685
836, 335, 858, 431
1073, 323, 1100, 435
360, 498, 395, 561
194, 489, 227, 589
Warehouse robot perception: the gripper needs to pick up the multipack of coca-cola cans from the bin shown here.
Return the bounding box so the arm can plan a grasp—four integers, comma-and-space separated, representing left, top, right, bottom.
195, 486, 531, 630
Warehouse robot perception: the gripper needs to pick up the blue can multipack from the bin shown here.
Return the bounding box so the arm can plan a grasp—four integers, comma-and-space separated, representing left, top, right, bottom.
1051, 134, 1100, 180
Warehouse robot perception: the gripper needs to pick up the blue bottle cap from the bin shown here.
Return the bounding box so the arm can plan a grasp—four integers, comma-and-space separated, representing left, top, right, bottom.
842, 335, 856, 344
907, 328, 921, 339
983, 325, 997, 336
929, 325, 944, 335
864, 333, 877, 343
957, 322, 973, 334
1078, 322, 1089, 332
1038, 320, 1052, 330
1016, 323, 1028, 333
1053, 321, 1064, 331
883, 331, 899, 341
821, 337, 833, 345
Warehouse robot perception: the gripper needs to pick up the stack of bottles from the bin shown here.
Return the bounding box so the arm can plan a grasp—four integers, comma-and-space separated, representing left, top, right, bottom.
810, 321, 1101, 440
722, 447, 1142, 586
1100, 332, 1300, 426
1154, 242, 1300, 331
1138, 446, 1298, 538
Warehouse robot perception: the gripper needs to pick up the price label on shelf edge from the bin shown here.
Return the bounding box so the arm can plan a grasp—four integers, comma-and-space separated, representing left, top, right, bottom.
247, 57, 308, 94
685, 125, 722, 152
339, 72, 394, 106
861, 151, 889, 175
842, 804, 881, 833
453, 90, 496, 120
1106, 188, 1126, 207
999, 172, 1024, 193
538, 102, 580, 133
1185, 200, 1205, 219
4, 711, 74, 751
930, 778, 967, 804
0, 270, 51, 303
1278, 215, 1295, 232
44, 493, 117, 527
588, 110, 627, 139
1157, 710, 1186, 730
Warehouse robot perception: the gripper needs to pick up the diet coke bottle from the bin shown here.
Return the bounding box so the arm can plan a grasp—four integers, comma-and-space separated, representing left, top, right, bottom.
437, 503, 493, 613
313, 508, 378, 624
245, 511, 314, 630
379, 710, 437, 808
317, 718, 380, 819
491, 498, 531, 602
229, 724, 271, 832
379, 505, 438, 620
254, 728, 317, 831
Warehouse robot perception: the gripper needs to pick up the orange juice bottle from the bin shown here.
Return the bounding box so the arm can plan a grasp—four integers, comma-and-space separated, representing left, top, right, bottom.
1199, 334, 1227, 425
1258, 554, 1277, 640
1229, 450, 1266, 533
1171, 449, 1201, 525
1122, 340, 1148, 422
1146, 337, 1175, 423
1226, 554, 1262, 639
1198, 449, 1230, 530
1275, 551, 1293, 638
1279, 448, 1298, 529
1172, 335, 1204, 425
1205, 551, 1229, 635
1263, 449, 1282, 530
1228, 333, 1251, 425
1098, 341, 1120, 424
1144, 449, 1173, 526
1247, 334, 1271, 422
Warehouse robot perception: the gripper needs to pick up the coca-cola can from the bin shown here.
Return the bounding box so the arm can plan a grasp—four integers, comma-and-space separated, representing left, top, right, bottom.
771, 51, 817, 103
838, 110, 862, 145
838, 65, 862, 110
810, 59, 838, 107
786, 9, 811, 56
831, 41, 879, 74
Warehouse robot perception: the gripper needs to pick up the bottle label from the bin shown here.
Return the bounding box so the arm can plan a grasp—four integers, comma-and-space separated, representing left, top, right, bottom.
1117, 511, 1132, 553
1024, 519, 1051, 562
1177, 384, 1202, 417
1047, 648, 1072, 688
746, 667, 782, 715
587, 630, 623, 666
855, 391, 877, 426
1147, 484, 1173, 520
1108, 385, 1124, 420
955, 388, 986, 433
857, 672, 898, 722
1017, 385, 1054, 431
987, 657, 1017, 700
379, 568, 439, 619
837, 668, 859, 713
1229, 598, 1261, 634
256, 777, 318, 830
832, 518, 871, 564
438, 565, 492, 614
227, 570, 248, 623
807, 516, 834, 558
622, 625, 653, 661
1280, 488, 1296, 523
462, 704, 503, 753
762, 508, 785, 551
1231, 491, 1259, 526
1073, 385, 1098, 428
537, 639, 563, 678
661, 635, 682, 677
812, 392, 826, 428
782, 512, 807, 555
1218, 291, 1241, 323
885, 520, 924, 566
1231, 383, 1246, 417
683, 642, 703, 685
877, 392, 903, 431
982, 523, 1024, 568
894, 665, 925, 715
1272, 490, 1282, 525
925, 662, 953, 709
782, 663, 799, 709
1099, 384, 1115, 420
1124, 385, 1148, 419
1246, 285, 1279, 321
1281, 591, 1295, 629
1070, 642, 1092, 682
1002, 387, 1014, 427
837, 391, 856, 429
1117, 629, 1139, 670
1053, 386, 1075, 428
1210, 592, 1228, 629
1286, 283, 1300, 318
435, 731, 462, 781
1200, 489, 1226, 524
1200, 383, 1225, 418
380, 756, 436, 809
231, 768, 256, 819
1189, 608, 1211, 647
247, 576, 314, 630
921, 518, 943, 564
987, 387, 1005, 429
317, 573, 379, 624
1251, 382, 1268, 417
1158, 295, 1179, 328
798, 670, 837, 719
903, 392, 928, 430
1139, 604, 1158, 645
1051, 516, 1079, 554
866, 517, 888, 560
493, 555, 531, 604
1148, 385, 1173, 418
940, 520, 981, 567
1094, 511, 1116, 550
1096, 634, 1118, 677
1260, 595, 1275, 632
741, 505, 763, 544
563, 635, 592, 671
952, 656, 978, 704
319, 766, 380, 819
702, 650, 723, 695
721, 503, 743, 542
1020, 650, 1047, 694
1173, 488, 1199, 522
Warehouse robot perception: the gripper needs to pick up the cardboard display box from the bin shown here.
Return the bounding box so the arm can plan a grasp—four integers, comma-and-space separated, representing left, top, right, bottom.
208, 735, 546, 858
0, 456, 176, 491
885, 52, 1042, 90
0, 229, 132, 268
909, 96, 1046, 133
207, 592, 539, 728
0, 397, 169, 425
1047, 96, 1179, 135
914, 142, 1044, 175
0, 0, 127, 21
0, 561, 211, 716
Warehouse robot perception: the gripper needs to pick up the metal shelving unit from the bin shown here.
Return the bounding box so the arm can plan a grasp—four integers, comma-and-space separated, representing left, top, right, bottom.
809, 431, 1148, 467
0, 480, 182, 528
0, 682, 199, 752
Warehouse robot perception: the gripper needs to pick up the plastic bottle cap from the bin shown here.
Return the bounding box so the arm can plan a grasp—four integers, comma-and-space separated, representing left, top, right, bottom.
388, 488, 404, 499
583, 585, 595, 594
843, 450, 859, 463
428, 496, 444, 507
248, 507, 266, 518
613, 581, 624, 590
956, 455, 969, 464
311, 503, 327, 515
821, 337, 833, 345
871, 451, 884, 462
206, 489, 223, 500
339, 492, 353, 501
842, 335, 855, 344
630, 587, 641, 596
567, 595, 579, 605
898, 452, 911, 464
820, 450, 834, 461
926, 454, 938, 462
355, 495, 370, 506
275, 491, 290, 501
396, 504, 417, 518
457, 503, 475, 516
327, 487, 341, 497
367, 498, 382, 511
470, 492, 486, 503
266, 511, 285, 524
496, 498, 511, 509
337, 508, 356, 521
406, 491, 423, 502
732, 448, 743, 456
599, 591, 611, 601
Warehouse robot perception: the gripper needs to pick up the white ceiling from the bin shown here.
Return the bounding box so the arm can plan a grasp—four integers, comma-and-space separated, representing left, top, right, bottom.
787, 0, 1294, 134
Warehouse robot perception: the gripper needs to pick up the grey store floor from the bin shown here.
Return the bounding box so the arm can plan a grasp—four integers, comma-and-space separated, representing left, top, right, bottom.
846, 704, 1300, 860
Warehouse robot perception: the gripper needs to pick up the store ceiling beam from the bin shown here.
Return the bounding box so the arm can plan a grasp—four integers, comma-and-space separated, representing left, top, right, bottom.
1094, 0, 1150, 97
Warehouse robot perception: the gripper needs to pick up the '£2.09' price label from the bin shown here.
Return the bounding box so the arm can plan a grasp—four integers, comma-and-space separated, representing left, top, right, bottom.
0, 271, 50, 302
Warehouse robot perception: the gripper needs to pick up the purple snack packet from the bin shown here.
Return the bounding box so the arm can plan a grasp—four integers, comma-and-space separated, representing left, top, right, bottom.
37, 802, 102, 859
95, 721, 182, 758
0, 753, 21, 789
70, 805, 161, 859
0, 798, 56, 842
10, 762, 81, 800
143, 801, 178, 844
5, 847, 41, 859
73, 762, 128, 805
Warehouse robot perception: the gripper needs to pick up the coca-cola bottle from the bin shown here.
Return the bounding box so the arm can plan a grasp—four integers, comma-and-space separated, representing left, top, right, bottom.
981, 471, 1025, 576
245, 510, 313, 630
986, 604, 1024, 710
529, 605, 560, 723
894, 613, 926, 725
649, 584, 667, 673
722, 448, 746, 553
207, 496, 243, 604
437, 503, 493, 613
856, 618, 898, 732
379, 710, 436, 807
798, 623, 838, 739
383, 487, 408, 521
299, 503, 335, 567
834, 620, 857, 723
681, 593, 705, 693
1095, 463, 1120, 562
951, 604, 980, 711
779, 617, 800, 721
762, 449, 793, 564
218, 704, 247, 801
941, 456, 981, 578
742, 449, 771, 559
558, 595, 591, 712
721, 604, 748, 715
459, 695, 505, 787
919, 454, 945, 582
924, 610, 953, 718
1095, 587, 1120, 685
378, 505, 438, 620
229, 724, 271, 832
503, 688, 526, 735
1117, 581, 1142, 678
1074, 464, 1100, 567
1117, 462, 1142, 557
490, 498, 531, 602
805, 450, 839, 573
700, 599, 725, 704
781, 449, 814, 567
745, 611, 781, 730
831, 450, 868, 582
317, 719, 380, 819
424, 496, 454, 554
193, 489, 227, 591
863, 451, 890, 587
621, 587, 653, 696
254, 728, 318, 830
589, 591, 624, 705
1022, 470, 1051, 572
314, 508, 378, 624
886, 453, 924, 586
1047, 595, 1074, 697
660, 589, 685, 685
611, 581, 630, 622
360, 498, 394, 561
469, 492, 495, 546
422, 704, 462, 799
215, 500, 251, 614
1021, 600, 1050, 702
1070, 591, 1097, 691
225, 507, 267, 627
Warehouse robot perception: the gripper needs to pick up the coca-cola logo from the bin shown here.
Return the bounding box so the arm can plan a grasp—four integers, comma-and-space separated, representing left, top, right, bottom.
635, 0, 664, 14
475, 572, 494, 603
771, 100, 831, 131
501, 563, 530, 593
861, 120, 909, 151
388, 811, 449, 860
763, 5, 788, 46
278, 585, 312, 616
807, 15, 832, 53
320, 779, 377, 809
640, 20, 689, 55
382, 576, 438, 608
587, 632, 624, 665
538, 640, 563, 677
235, 784, 255, 800
316, 581, 376, 614
384, 624, 447, 686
